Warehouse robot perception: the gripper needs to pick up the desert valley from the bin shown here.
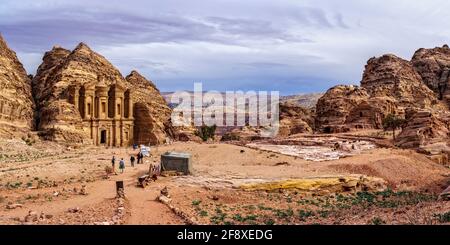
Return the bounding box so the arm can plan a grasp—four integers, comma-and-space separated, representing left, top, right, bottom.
0, 34, 450, 225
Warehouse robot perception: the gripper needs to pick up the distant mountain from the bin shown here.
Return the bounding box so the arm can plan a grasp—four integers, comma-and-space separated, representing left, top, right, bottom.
280, 93, 324, 108
161, 92, 323, 109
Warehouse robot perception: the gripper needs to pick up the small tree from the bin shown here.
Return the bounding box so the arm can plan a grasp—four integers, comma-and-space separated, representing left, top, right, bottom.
195, 124, 217, 142
382, 114, 406, 140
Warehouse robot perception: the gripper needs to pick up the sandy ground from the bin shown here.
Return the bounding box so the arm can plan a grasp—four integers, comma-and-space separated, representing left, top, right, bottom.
0, 137, 449, 225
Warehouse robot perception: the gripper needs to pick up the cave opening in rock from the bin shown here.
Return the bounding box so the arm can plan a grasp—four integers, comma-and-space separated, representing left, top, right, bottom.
100, 130, 107, 144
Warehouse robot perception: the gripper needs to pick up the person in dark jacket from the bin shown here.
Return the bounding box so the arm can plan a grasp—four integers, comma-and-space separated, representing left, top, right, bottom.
119, 158, 125, 173
130, 155, 135, 167
111, 156, 116, 170
137, 152, 143, 164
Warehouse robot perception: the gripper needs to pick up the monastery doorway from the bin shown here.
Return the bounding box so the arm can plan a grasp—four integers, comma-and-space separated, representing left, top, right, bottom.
100, 130, 107, 144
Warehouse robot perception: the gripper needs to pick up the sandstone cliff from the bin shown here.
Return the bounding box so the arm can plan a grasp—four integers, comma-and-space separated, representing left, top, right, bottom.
315, 53, 444, 134
411, 45, 450, 102
0, 34, 35, 137
125, 71, 175, 145
278, 102, 313, 137
32, 43, 174, 145
362, 54, 438, 109
396, 110, 450, 158
315, 85, 370, 133
32, 43, 124, 143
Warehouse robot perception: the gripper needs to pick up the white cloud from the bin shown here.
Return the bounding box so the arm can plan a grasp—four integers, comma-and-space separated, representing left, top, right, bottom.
1, 0, 450, 94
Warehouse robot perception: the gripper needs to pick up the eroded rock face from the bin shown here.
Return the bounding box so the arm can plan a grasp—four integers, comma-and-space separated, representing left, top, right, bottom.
396, 110, 450, 157
411, 45, 450, 102
362, 54, 438, 109
278, 102, 313, 137
315, 53, 444, 134
345, 97, 399, 130
32, 43, 124, 142
0, 34, 35, 137
32, 43, 173, 145
315, 85, 370, 133
126, 71, 175, 145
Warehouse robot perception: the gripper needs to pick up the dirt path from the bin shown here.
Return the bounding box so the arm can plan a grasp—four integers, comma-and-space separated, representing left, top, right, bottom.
0, 163, 185, 224
118, 165, 184, 224
126, 184, 184, 225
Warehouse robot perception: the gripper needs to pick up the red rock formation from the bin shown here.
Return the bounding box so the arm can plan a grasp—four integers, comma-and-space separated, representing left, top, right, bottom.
411, 45, 450, 103
125, 71, 175, 145
315, 85, 370, 133
0, 34, 35, 137
32, 43, 174, 145
396, 110, 450, 154
316, 53, 444, 134
362, 54, 438, 109
278, 102, 313, 137
345, 97, 398, 130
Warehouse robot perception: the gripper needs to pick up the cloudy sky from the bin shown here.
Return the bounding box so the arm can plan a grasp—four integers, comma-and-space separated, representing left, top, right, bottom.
1, 0, 449, 94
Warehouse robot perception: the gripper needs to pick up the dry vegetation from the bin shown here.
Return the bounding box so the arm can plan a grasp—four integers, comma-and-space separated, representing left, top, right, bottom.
0, 133, 449, 225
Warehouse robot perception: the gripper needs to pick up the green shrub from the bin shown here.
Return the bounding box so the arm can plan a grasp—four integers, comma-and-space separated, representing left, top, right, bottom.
192, 200, 202, 206
369, 217, 386, 225
434, 211, 450, 223
195, 125, 217, 142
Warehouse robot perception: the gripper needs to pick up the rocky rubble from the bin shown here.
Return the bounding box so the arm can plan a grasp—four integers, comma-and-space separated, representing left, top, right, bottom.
156, 186, 196, 225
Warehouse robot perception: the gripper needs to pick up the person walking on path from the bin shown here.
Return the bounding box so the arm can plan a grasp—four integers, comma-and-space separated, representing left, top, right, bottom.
130, 155, 135, 167
137, 152, 143, 164
119, 158, 125, 173
140, 151, 145, 164
111, 156, 116, 171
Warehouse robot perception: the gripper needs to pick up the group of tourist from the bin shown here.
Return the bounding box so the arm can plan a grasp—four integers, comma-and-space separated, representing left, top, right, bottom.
111, 150, 146, 174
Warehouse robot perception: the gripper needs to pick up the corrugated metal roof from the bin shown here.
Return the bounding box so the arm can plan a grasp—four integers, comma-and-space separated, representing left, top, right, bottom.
162, 152, 191, 158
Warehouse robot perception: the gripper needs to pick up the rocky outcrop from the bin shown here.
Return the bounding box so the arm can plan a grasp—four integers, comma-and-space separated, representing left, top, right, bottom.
316, 53, 444, 134
396, 110, 450, 152
362, 54, 439, 109
0, 34, 35, 137
32, 43, 174, 145
315, 85, 370, 133
125, 71, 175, 145
32, 43, 125, 143
411, 45, 450, 102
278, 102, 313, 137
345, 97, 399, 130
395, 109, 450, 165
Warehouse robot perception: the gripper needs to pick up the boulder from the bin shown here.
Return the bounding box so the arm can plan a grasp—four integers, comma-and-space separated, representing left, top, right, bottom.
439, 185, 450, 200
